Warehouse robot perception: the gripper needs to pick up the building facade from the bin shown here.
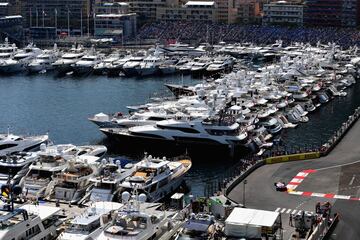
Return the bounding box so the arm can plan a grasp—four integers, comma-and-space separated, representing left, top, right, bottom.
121, 0, 168, 22
95, 13, 137, 39
0, 15, 23, 41
234, 0, 261, 24
303, 0, 348, 27
156, 1, 217, 22
263, 0, 303, 26
20, 0, 93, 35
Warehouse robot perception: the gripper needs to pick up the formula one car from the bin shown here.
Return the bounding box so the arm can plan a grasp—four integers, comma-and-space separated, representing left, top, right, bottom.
274, 182, 287, 191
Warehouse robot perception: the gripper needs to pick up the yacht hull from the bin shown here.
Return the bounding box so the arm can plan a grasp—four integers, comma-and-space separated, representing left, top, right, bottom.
101, 129, 250, 158
54, 64, 73, 76
0, 63, 24, 74
107, 66, 123, 77
72, 66, 94, 76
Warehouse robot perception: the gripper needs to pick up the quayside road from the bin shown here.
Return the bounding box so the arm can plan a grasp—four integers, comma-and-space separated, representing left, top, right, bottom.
227, 117, 360, 239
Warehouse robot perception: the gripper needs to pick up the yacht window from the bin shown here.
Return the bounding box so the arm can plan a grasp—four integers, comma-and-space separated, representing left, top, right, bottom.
156, 125, 200, 133
82, 57, 95, 61
148, 116, 166, 121
131, 132, 166, 139
0, 144, 17, 150
63, 56, 76, 59
77, 150, 87, 156
14, 55, 26, 60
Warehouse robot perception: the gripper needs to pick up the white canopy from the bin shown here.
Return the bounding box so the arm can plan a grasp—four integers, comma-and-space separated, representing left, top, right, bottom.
226, 207, 279, 227
225, 208, 280, 238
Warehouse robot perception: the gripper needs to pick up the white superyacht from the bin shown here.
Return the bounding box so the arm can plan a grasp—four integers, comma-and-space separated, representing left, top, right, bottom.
58, 201, 123, 240
118, 155, 192, 202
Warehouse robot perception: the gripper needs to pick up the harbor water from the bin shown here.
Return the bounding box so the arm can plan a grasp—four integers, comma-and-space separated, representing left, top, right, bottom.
0, 73, 359, 196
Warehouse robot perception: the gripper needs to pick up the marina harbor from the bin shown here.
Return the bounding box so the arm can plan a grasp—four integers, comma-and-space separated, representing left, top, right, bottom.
0, 35, 360, 240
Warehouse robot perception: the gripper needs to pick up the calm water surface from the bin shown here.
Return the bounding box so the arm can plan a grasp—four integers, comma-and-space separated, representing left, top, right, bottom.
0, 73, 359, 196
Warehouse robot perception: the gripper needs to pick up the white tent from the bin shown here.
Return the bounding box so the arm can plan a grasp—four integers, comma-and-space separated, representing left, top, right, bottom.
225, 207, 280, 238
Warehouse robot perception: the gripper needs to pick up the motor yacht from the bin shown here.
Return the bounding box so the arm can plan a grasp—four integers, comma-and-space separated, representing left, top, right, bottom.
52, 44, 86, 75
118, 155, 191, 202
95, 192, 175, 240
107, 55, 132, 77
122, 56, 144, 77
20, 149, 70, 199
190, 57, 211, 76
0, 152, 38, 187
0, 132, 48, 156
258, 117, 283, 135
93, 52, 122, 75
72, 48, 103, 76
88, 158, 135, 202
58, 201, 123, 240
27, 45, 60, 73
0, 204, 62, 240
20, 142, 106, 199
206, 56, 234, 75
0, 38, 17, 73
50, 156, 99, 204
159, 59, 178, 75
0, 43, 42, 74
136, 54, 163, 77
100, 119, 249, 149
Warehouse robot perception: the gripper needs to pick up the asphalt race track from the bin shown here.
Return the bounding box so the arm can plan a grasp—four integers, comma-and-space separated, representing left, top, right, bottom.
228, 118, 360, 239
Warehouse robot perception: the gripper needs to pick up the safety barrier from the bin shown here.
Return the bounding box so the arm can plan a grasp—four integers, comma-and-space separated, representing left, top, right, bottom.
321, 107, 360, 156
224, 160, 265, 199
265, 152, 321, 164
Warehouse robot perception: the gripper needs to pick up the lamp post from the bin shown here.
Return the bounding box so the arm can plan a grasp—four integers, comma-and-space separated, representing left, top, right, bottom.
243, 179, 247, 207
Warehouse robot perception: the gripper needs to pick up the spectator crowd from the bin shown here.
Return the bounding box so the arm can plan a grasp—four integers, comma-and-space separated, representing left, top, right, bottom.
135, 21, 360, 48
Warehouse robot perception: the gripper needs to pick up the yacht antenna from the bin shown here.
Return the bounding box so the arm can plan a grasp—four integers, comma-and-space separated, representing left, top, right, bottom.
7, 125, 9, 136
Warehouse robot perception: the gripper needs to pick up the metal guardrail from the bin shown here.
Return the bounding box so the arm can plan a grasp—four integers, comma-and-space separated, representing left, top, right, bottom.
320, 107, 360, 156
